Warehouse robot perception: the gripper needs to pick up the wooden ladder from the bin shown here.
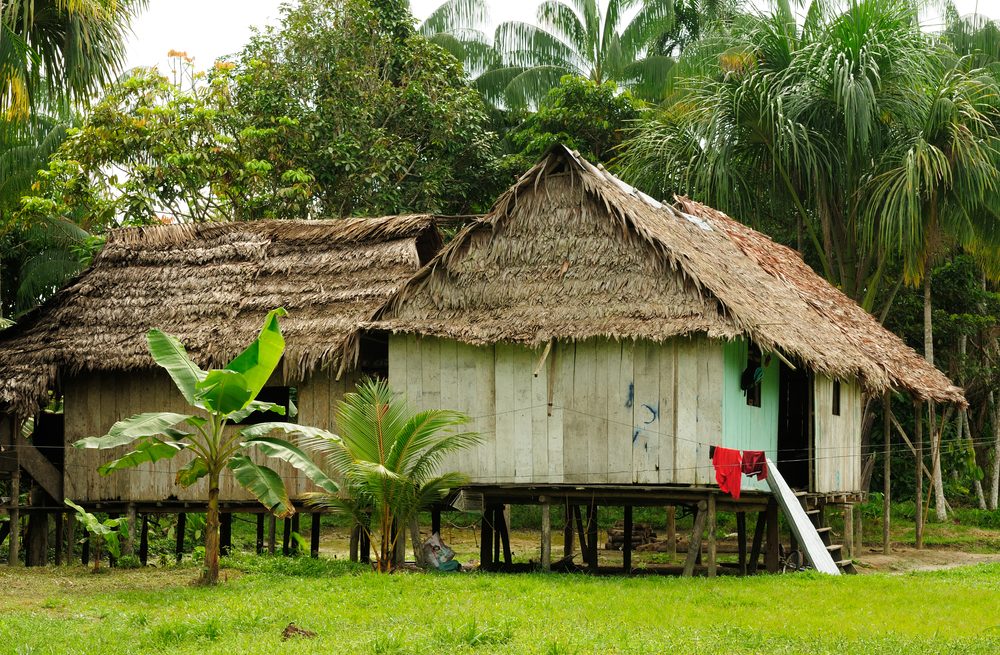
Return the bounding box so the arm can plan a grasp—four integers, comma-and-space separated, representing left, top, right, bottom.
805, 508, 857, 574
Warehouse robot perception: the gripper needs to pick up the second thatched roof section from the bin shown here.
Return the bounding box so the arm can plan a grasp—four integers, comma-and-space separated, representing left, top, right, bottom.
368, 145, 964, 405
0, 215, 441, 419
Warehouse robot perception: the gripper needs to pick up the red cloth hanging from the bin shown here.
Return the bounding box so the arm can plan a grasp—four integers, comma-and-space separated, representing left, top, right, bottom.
742, 450, 768, 481
711, 446, 743, 499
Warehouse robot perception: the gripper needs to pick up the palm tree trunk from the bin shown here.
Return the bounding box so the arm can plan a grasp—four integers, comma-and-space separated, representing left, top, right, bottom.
957, 335, 987, 509
202, 475, 221, 585
990, 389, 1000, 510
923, 271, 947, 521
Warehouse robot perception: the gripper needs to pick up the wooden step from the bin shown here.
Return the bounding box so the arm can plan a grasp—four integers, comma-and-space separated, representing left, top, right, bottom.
834, 559, 858, 575
815, 526, 832, 534
826, 544, 842, 552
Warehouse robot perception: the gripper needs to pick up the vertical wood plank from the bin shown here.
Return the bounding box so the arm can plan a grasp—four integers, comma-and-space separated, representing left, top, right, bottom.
587, 341, 609, 483
632, 340, 660, 484
512, 346, 534, 483
530, 345, 549, 482
475, 345, 497, 484
547, 342, 568, 483
563, 342, 589, 482
696, 339, 724, 486
674, 339, 699, 484
607, 340, 633, 484
658, 341, 677, 484
494, 343, 516, 482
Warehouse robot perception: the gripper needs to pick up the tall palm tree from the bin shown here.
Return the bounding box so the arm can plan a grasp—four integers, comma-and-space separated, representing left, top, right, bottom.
418, 0, 499, 78
483, 0, 677, 107
1, 0, 145, 120
301, 378, 480, 572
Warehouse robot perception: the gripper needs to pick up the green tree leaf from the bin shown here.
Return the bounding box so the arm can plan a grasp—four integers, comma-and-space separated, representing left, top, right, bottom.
228, 455, 293, 518
243, 435, 339, 494
98, 438, 187, 475
176, 457, 210, 487
224, 307, 288, 400
73, 412, 194, 449
195, 369, 252, 415
147, 329, 208, 406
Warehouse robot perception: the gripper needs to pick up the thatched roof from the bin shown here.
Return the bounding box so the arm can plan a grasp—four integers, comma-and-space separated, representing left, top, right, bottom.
368, 146, 964, 404
0, 215, 441, 418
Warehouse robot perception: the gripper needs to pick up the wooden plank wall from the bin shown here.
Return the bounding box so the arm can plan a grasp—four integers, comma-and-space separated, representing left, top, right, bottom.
813, 375, 862, 492
389, 333, 725, 485
63, 367, 355, 504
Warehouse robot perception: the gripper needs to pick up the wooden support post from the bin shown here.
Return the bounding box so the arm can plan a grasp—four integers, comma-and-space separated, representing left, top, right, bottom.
125, 503, 138, 557
282, 518, 292, 556
736, 512, 747, 576
748, 511, 766, 575
842, 504, 853, 559
586, 502, 598, 572
563, 503, 574, 558
25, 485, 49, 567
290, 514, 300, 555
707, 494, 717, 578
574, 505, 587, 562
479, 509, 493, 571
8, 469, 20, 566
65, 512, 76, 564
349, 524, 360, 562
139, 515, 149, 566
682, 501, 708, 577
310, 513, 321, 559
492, 507, 500, 565
883, 392, 892, 555
765, 498, 779, 573
0, 522, 8, 550
360, 522, 371, 564
219, 512, 232, 557
81, 536, 89, 566
175, 512, 186, 563
498, 506, 512, 566
256, 514, 265, 554
623, 505, 633, 574
540, 502, 551, 571
267, 515, 276, 555
431, 507, 442, 535
853, 505, 863, 556
666, 506, 677, 562
915, 400, 924, 550
54, 511, 64, 566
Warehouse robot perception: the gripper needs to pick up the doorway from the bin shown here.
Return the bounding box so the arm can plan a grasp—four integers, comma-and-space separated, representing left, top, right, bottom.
777, 362, 811, 490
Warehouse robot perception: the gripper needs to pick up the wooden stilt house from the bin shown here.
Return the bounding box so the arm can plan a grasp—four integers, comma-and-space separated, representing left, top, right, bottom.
362, 145, 965, 573
0, 215, 441, 563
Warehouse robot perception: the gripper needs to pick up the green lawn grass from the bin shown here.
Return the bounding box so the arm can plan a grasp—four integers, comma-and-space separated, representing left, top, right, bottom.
1, 558, 997, 654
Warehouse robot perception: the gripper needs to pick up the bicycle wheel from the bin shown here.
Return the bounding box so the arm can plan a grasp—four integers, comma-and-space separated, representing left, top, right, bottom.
783, 549, 803, 573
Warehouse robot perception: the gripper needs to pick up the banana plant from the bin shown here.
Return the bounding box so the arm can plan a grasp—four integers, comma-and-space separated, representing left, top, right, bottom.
73, 308, 339, 584
64, 499, 128, 573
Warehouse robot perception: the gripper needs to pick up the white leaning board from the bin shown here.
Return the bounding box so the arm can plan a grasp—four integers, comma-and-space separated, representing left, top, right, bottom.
765, 458, 842, 575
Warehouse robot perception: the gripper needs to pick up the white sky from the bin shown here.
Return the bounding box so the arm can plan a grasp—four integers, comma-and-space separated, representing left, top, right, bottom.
125, 0, 1000, 73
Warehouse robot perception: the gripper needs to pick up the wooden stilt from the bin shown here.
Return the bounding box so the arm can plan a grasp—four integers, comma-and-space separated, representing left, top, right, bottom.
310, 513, 321, 559
666, 506, 677, 562
219, 512, 232, 557
65, 512, 76, 564
360, 519, 371, 563
175, 512, 186, 563
492, 507, 500, 565
350, 523, 360, 562
81, 536, 89, 566
139, 515, 149, 566
842, 505, 854, 559
290, 514, 300, 555
54, 512, 64, 566
623, 505, 633, 573
765, 498, 779, 573
7, 469, 20, 566
736, 512, 747, 576
540, 502, 551, 571
707, 494, 717, 578
282, 518, 291, 556
125, 503, 137, 557
915, 400, 924, 550
748, 511, 765, 575
0, 522, 9, 550
431, 507, 442, 535
408, 516, 423, 567
25, 485, 48, 567
497, 506, 512, 566
479, 509, 493, 570
256, 514, 265, 554
563, 502, 574, 559
267, 515, 277, 555
883, 392, 892, 555
586, 502, 598, 572
854, 504, 863, 555
682, 501, 708, 577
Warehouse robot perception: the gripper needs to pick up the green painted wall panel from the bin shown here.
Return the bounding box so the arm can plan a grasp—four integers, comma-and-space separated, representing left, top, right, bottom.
721, 339, 779, 491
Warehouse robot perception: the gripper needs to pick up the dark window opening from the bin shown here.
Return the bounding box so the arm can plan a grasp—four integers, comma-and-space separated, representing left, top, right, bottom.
233, 386, 295, 425
741, 343, 763, 408
832, 379, 841, 416
778, 364, 811, 490
359, 332, 389, 380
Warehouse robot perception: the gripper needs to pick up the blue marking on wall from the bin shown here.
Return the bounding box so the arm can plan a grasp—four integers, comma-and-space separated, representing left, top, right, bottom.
642, 403, 659, 424
632, 427, 641, 444
625, 382, 634, 409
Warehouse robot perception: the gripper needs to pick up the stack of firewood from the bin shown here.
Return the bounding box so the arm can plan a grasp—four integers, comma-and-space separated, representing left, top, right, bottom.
604, 521, 657, 550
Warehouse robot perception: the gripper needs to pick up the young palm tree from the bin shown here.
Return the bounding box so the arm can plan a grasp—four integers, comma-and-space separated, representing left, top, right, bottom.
300, 378, 480, 572
418, 0, 499, 78
483, 0, 677, 107
1, 1, 146, 120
